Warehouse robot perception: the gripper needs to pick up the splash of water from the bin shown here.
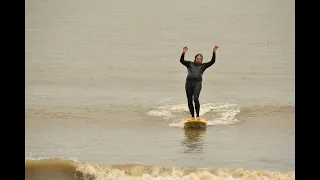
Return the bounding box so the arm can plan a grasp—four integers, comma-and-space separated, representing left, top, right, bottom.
147, 103, 240, 127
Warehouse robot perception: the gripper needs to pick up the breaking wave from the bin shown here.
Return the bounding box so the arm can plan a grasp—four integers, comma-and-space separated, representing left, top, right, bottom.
25, 158, 295, 180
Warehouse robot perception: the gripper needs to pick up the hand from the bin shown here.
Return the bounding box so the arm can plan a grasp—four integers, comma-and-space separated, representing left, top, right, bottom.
213, 45, 219, 53
182, 46, 188, 53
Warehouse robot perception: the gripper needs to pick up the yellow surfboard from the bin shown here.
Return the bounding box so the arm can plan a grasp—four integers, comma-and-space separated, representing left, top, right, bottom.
184, 118, 208, 128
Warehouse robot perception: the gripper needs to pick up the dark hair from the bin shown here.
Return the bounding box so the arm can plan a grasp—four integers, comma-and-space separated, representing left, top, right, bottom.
194, 54, 203, 61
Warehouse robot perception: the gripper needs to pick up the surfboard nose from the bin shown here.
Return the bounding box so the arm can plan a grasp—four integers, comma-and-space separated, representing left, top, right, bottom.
184, 119, 207, 129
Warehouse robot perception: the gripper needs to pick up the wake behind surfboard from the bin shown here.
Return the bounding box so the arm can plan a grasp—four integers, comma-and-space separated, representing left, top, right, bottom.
184, 118, 208, 129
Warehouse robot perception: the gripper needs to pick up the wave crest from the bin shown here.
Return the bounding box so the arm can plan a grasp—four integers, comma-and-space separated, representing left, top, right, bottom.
25, 158, 295, 180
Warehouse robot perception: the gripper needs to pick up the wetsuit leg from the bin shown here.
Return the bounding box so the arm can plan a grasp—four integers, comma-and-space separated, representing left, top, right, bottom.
193, 82, 202, 117
185, 82, 194, 117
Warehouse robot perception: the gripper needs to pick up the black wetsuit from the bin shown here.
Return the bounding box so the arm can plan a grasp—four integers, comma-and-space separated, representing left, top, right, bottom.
180, 52, 216, 117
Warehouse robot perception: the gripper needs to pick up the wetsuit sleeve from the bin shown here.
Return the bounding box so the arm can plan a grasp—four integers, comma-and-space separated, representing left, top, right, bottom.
180, 53, 191, 67
202, 52, 216, 69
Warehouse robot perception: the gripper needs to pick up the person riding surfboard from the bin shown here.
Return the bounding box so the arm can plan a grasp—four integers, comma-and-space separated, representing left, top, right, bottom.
180, 45, 219, 119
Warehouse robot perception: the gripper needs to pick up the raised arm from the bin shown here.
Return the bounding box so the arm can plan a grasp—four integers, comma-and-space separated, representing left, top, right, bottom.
180, 52, 191, 67
203, 45, 219, 69
180, 46, 191, 67
202, 52, 216, 69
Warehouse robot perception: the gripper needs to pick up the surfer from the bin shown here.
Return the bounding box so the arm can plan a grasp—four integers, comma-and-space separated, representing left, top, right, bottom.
180, 45, 219, 119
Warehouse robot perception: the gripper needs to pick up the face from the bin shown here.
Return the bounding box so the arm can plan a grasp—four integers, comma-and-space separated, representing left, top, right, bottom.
195, 54, 203, 64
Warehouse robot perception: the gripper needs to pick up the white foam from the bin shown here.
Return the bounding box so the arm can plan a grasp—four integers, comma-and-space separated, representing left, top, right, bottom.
74, 164, 295, 180
147, 103, 240, 127
146, 109, 173, 119
25, 153, 78, 162
208, 104, 240, 125
169, 120, 184, 128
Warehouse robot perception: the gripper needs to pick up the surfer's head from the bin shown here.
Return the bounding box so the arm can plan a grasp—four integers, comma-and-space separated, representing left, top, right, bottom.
194, 54, 203, 65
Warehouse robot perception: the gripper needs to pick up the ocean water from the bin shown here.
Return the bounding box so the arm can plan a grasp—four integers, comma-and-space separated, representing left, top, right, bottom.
25, 0, 295, 179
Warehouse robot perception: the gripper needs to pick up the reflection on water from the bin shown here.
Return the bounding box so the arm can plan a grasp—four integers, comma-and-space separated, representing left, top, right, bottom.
181, 129, 206, 153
